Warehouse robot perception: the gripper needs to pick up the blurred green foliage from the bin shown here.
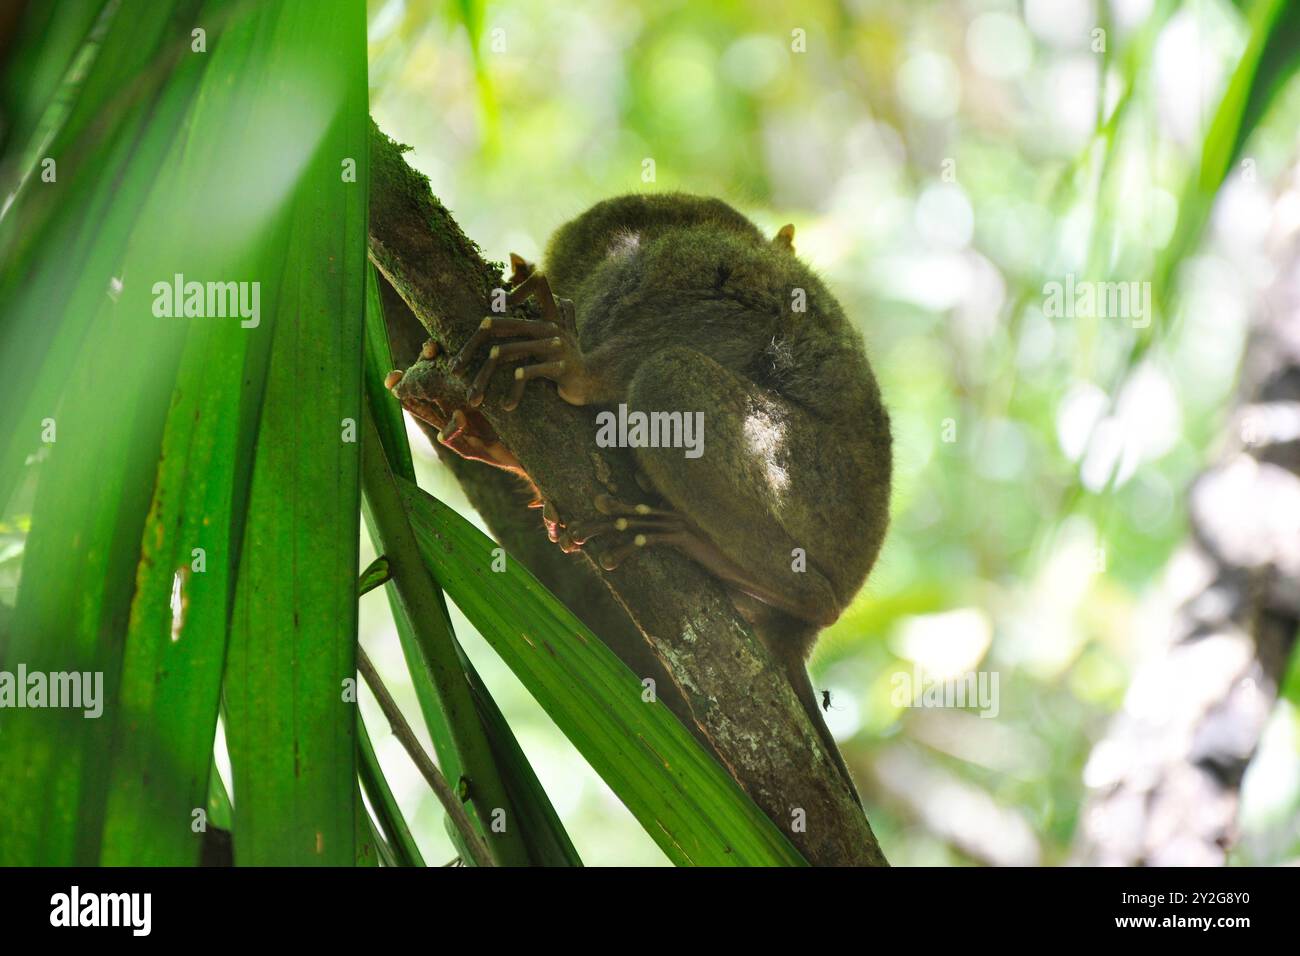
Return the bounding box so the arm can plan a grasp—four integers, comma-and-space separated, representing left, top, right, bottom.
361, 0, 1300, 865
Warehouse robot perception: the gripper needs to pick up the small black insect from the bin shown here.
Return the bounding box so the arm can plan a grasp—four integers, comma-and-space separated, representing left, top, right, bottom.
820, 689, 845, 712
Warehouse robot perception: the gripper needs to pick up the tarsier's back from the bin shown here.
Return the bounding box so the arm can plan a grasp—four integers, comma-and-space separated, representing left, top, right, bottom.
541, 193, 892, 660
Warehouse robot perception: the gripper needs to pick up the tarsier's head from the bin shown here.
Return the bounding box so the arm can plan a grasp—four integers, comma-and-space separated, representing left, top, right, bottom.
542, 192, 801, 301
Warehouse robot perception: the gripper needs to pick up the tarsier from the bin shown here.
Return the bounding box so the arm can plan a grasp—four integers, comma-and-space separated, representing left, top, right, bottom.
387, 193, 892, 783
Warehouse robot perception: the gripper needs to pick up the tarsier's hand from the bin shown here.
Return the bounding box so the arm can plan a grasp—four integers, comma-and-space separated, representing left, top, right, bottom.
386, 265, 617, 558
387, 259, 619, 560
390, 351, 588, 575
448, 262, 605, 410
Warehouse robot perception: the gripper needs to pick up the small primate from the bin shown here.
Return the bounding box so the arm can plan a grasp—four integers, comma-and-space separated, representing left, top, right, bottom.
388, 194, 892, 785
821, 689, 833, 713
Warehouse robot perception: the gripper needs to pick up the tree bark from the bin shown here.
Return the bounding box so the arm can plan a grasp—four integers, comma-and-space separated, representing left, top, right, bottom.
367, 120, 886, 866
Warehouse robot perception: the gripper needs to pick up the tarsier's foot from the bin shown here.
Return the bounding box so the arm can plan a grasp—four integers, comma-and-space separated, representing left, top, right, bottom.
535, 497, 583, 554
540, 492, 681, 566
556, 492, 836, 621
449, 265, 602, 409
557, 493, 691, 570
386, 338, 521, 471
549, 492, 748, 575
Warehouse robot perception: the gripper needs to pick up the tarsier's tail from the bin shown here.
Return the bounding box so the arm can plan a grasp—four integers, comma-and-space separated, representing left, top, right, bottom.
774, 639, 864, 811
759, 632, 863, 811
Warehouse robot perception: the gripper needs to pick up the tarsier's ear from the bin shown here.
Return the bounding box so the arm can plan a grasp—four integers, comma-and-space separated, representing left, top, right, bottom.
772, 223, 796, 253
508, 252, 535, 286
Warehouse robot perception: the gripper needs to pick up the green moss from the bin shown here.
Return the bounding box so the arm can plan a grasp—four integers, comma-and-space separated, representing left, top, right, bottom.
368, 118, 502, 296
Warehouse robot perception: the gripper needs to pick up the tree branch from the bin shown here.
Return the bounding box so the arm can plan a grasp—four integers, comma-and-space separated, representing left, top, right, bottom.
357, 647, 493, 868
367, 120, 886, 866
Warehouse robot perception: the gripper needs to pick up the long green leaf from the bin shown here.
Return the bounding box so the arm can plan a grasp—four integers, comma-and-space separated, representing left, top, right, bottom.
0, 0, 220, 867
357, 714, 426, 866
355, 783, 384, 867
96, 1, 325, 864
0, 0, 109, 168
206, 752, 233, 832
0, 0, 210, 513
362, 264, 416, 482
462, 660, 583, 867
399, 478, 806, 866
219, 0, 370, 865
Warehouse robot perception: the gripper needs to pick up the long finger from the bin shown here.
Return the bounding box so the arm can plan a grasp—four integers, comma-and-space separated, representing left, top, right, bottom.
450, 317, 561, 373
504, 360, 567, 411
468, 337, 564, 406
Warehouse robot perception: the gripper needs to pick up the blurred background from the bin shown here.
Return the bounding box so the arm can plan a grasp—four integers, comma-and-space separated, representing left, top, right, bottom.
351, 0, 1300, 865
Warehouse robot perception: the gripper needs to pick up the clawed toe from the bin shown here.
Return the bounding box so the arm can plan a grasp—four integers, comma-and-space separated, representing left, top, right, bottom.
541, 491, 685, 567
437, 408, 468, 444
466, 337, 566, 407
599, 534, 650, 571
593, 493, 678, 522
